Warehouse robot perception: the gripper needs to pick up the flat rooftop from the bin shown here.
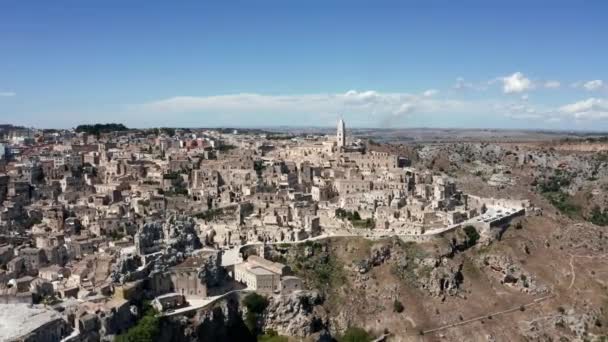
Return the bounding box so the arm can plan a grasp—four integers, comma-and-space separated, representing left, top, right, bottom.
249, 266, 275, 276
0, 304, 64, 341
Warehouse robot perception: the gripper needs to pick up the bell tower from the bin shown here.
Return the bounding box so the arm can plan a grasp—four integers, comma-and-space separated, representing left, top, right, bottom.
337, 118, 346, 148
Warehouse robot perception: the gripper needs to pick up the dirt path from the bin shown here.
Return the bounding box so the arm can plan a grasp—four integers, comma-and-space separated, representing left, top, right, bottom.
567, 253, 608, 290
422, 294, 556, 335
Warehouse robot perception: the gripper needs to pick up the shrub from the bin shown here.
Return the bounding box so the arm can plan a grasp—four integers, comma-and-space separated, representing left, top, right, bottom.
463, 225, 480, 246
340, 327, 372, 342
393, 300, 404, 313
243, 292, 268, 314
589, 206, 608, 226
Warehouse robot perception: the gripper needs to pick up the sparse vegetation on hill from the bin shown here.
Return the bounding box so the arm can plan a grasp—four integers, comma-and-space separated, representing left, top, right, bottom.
536, 171, 582, 217
588, 206, 608, 226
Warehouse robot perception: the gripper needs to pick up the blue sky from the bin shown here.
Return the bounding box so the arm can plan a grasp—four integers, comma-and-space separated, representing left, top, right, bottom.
1, 0, 608, 130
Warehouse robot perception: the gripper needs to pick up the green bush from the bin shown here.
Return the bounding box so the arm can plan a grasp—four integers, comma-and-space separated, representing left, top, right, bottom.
589, 206, 608, 226
243, 293, 269, 314
393, 299, 404, 313
339, 327, 372, 342
463, 225, 480, 246
336, 209, 374, 228
115, 305, 159, 342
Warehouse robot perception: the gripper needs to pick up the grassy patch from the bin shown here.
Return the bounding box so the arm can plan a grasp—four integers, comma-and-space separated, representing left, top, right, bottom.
258, 329, 289, 342
339, 327, 373, 342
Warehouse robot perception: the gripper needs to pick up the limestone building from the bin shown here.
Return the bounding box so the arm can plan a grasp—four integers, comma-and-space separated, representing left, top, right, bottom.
234, 255, 288, 293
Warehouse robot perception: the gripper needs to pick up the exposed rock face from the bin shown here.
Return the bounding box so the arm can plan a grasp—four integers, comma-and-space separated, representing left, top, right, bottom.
519, 308, 600, 340
352, 244, 392, 274
477, 254, 547, 294
194, 296, 254, 342
370, 245, 391, 266
99, 301, 137, 340
164, 216, 202, 254
261, 291, 331, 339
135, 221, 164, 255
197, 251, 224, 287
390, 240, 465, 297
135, 215, 202, 256
424, 260, 464, 297
110, 254, 142, 283
157, 294, 254, 342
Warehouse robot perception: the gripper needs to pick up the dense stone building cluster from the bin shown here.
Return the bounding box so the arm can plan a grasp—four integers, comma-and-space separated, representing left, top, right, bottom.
0, 122, 527, 341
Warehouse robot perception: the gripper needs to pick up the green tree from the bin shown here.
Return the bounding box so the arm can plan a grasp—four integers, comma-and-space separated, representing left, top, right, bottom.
463, 225, 480, 246
243, 293, 269, 334
114, 306, 159, 342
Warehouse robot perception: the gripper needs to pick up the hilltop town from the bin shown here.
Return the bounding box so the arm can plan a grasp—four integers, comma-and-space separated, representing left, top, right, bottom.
0, 122, 606, 341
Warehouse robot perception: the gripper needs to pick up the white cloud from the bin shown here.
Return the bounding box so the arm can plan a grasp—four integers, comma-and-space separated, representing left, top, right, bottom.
559, 98, 603, 114
452, 77, 487, 91
559, 98, 608, 120
423, 89, 438, 97
546, 117, 562, 123
500, 72, 533, 93
140, 90, 466, 118
453, 77, 472, 90
0, 91, 15, 97
583, 80, 604, 91
521, 94, 529, 101
544, 80, 560, 89
500, 102, 543, 120
395, 103, 416, 115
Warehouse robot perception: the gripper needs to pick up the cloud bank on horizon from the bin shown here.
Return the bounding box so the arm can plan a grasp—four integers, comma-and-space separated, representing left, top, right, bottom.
132, 72, 608, 129
3, 72, 607, 130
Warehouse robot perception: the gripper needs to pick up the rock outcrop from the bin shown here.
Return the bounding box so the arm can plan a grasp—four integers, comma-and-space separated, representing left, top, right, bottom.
261, 291, 331, 339
477, 254, 547, 294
